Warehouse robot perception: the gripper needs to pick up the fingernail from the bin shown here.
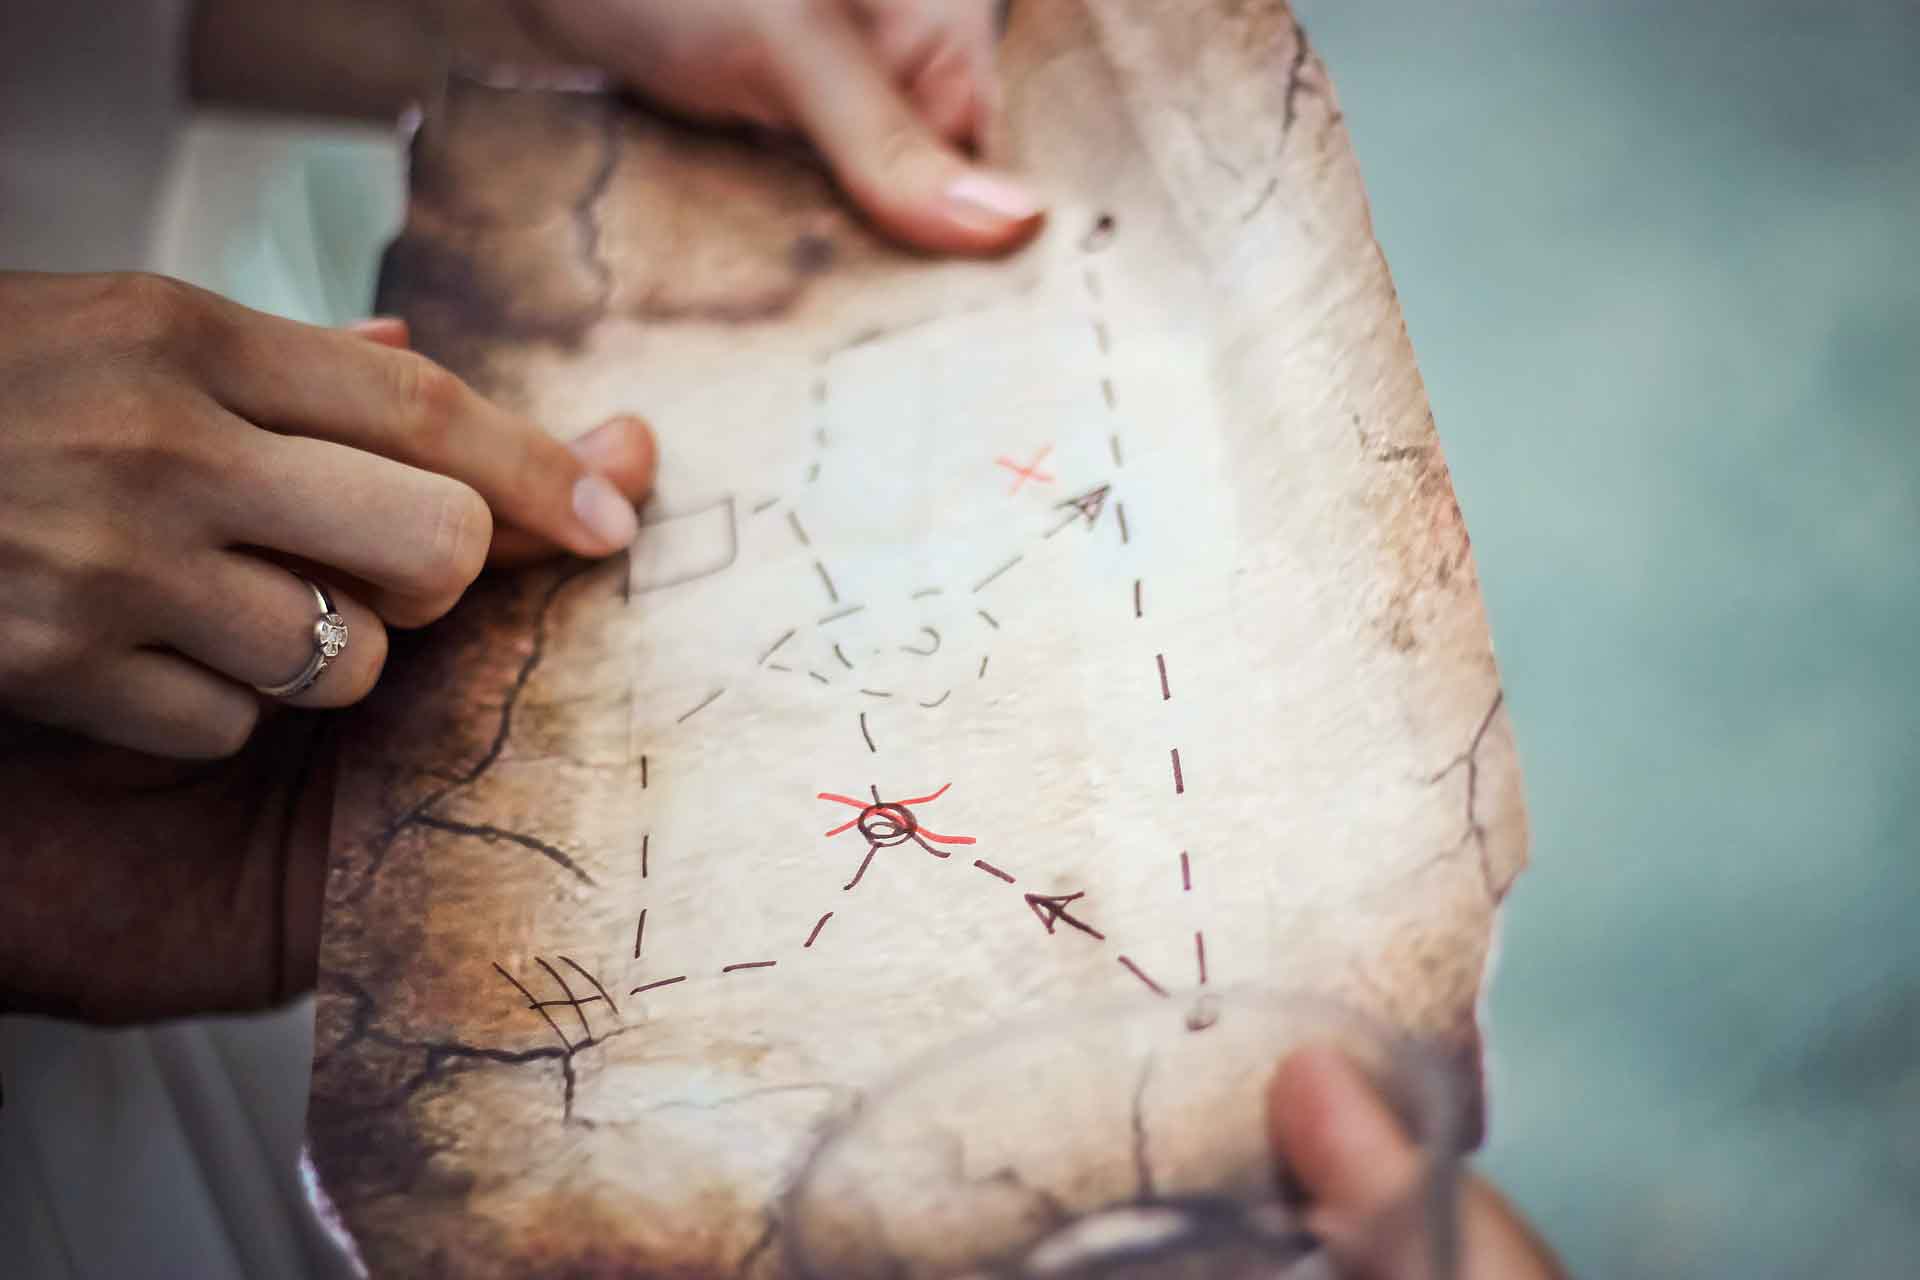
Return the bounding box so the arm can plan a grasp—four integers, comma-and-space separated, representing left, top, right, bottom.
944, 170, 1042, 224
572, 472, 639, 549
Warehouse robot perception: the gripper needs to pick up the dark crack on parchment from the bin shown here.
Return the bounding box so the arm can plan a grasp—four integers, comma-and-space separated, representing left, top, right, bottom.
1195, 128, 1244, 181
1376, 442, 1434, 466
415, 813, 596, 885
1239, 175, 1279, 223
399, 1023, 639, 1125
573, 104, 621, 314
731, 1212, 781, 1280
312, 975, 379, 1078
1131, 1056, 1158, 1201
320, 976, 635, 1125
635, 1082, 856, 1118
1427, 690, 1506, 899
1168, 98, 1249, 190
345, 558, 606, 903
976, 1166, 1071, 1231
1281, 14, 1318, 135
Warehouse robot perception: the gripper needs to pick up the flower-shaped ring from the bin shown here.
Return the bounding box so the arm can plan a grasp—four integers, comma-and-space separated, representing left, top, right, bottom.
254, 574, 349, 698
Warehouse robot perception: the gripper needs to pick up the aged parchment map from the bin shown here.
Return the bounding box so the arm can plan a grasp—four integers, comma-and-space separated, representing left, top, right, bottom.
309, 2, 1526, 1275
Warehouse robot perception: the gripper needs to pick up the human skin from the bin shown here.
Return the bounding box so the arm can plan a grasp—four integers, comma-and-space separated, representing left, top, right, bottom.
189, 0, 1045, 255
0, 289, 652, 1017
0, 273, 654, 757
8, 6, 1564, 1269
2, 0, 1032, 1020
1269, 1047, 1569, 1280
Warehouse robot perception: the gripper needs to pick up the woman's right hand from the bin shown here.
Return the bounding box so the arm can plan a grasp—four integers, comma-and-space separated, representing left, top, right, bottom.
0, 271, 655, 758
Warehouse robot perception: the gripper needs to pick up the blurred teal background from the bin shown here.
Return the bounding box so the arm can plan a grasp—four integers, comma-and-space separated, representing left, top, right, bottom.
1295, 3, 1920, 1274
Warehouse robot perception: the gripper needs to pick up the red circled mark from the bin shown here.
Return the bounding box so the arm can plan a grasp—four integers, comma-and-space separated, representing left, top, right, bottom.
816, 783, 976, 845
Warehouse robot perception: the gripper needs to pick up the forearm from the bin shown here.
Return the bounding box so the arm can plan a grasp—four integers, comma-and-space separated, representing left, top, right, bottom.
186, 0, 560, 121
0, 713, 334, 1024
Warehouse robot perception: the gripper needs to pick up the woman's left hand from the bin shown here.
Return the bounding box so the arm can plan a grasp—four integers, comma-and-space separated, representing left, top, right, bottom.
521, 0, 1045, 255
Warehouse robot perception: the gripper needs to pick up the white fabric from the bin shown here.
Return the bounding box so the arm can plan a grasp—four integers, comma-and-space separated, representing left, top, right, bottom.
0, 1007, 351, 1279
0, 6, 402, 1275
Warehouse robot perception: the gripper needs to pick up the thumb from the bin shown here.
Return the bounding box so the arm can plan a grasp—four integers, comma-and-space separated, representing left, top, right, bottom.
766, 3, 1044, 255
1268, 1044, 1438, 1279
1267, 1045, 1569, 1280
1270, 1045, 1427, 1224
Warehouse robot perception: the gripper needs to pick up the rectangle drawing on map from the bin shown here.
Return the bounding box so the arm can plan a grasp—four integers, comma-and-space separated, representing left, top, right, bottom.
628, 496, 738, 596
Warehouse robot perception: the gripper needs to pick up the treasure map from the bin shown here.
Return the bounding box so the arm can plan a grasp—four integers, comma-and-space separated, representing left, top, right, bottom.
308, 2, 1527, 1275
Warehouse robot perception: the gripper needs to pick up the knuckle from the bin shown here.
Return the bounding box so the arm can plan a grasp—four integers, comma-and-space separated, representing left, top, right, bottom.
194, 697, 260, 760
867, 112, 936, 181
434, 482, 493, 586
41, 378, 221, 506
75, 535, 149, 604
374, 592, 439, 631
755, 0, 832, 69
405, 480, 491, 610
28, 539, 133, 651
771, 0, 829, 29
103, 394, 208, 490
391, 353, 465, 459
790, 0, 841, 28
90, 273, 204, 357
0, 619, 84, 696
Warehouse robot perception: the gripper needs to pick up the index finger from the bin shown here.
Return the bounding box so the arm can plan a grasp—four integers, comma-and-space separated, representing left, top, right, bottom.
196, 299, 648, 558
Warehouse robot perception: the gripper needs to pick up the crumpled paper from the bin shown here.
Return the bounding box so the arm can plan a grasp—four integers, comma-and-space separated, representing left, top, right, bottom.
309, 3, 1525, 1274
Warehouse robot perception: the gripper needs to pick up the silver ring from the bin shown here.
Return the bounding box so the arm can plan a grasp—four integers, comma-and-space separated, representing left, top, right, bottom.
254, 574, 349, 698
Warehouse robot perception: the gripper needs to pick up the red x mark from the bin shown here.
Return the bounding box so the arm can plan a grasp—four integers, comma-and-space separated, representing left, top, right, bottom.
995, 445, 1055, 495
816, 783, 976, 845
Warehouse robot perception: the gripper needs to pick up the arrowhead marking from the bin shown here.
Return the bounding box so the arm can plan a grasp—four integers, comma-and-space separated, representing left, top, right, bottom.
1024, 891, 1107, 941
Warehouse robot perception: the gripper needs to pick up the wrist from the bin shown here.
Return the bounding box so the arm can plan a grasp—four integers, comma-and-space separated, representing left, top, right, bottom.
188, 0, 441, 119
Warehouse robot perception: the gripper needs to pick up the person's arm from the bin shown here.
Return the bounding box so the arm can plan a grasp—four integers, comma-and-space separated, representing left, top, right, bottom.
188, 0, 1044, 256
0, 276, 654, 1020
0, 708, 332, 1022
186, 0, 549, 121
